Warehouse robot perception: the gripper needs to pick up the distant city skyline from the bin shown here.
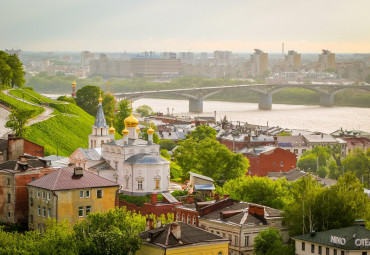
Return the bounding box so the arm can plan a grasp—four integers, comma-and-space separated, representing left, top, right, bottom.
1, 0, 369, 53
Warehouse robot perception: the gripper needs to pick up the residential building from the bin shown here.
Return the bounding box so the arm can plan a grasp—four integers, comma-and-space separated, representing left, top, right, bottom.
342, 137, 370, 155
27, 167, 118, 231
250, 49, 268, 77
137, 221, 229, 255
303, 133, 346, 156
0, 156, 55, 224
286, 50, 301, 68
188, 172, 215, 196
0, 135, 44, 163
292, 225, 370, 255
319, 49, 336, 71
241, 146, 297, 177
80, 51, 94, 66
277, 135, 310, 158
196, 198, 289, 255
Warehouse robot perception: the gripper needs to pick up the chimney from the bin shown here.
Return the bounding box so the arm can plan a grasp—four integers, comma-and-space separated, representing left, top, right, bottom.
73, 167, 83, 176
186, 195, 195, 204
170, 222, 181, 239
145, 217, 154, 230
223, 194, 230, 199
214, 193, 220, 201
255, 206, 265, 216
248, 205, 256, 214
151, 193, 157, 204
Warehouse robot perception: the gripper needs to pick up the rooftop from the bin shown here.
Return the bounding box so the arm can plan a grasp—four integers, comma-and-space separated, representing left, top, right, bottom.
27, 167, 118, 191
125, 153, 169, 165
190, 172, 214, 182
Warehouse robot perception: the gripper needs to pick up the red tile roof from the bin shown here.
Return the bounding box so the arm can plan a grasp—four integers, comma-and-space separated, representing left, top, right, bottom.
27, 167, 118, 191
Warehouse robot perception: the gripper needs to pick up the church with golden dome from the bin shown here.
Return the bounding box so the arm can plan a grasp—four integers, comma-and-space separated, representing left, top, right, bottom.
69, 97, 170, 196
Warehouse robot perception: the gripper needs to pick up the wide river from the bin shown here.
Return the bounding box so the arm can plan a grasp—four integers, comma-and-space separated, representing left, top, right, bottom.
132, 98, 370, 133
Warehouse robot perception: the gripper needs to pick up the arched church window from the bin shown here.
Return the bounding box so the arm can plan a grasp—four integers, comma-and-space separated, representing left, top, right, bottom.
101, 128, 103, 136
136, 176, 144, 190
154, 175, 161, 190
125, 175, 129, 189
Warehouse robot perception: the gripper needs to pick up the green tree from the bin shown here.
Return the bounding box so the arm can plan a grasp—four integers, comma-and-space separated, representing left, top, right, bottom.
136, 105, 153, 117
342, 148, 370, 188
278, 131, 292, 136
115, 100, 130, 134
297, 153, 317, 172
328, 160, 340, 179
102, 93, 116, 121
140, 122, 160, 144
6, 54, 25, 88
317, 165, 328, 178
57, 95, 76, 104
159, 139, 177, 151
186, 125, 217, 141
5, 108, 34, 137
75, 85, 101, 116
73, 207, 146, 255
174, 137, 249, 184
253, 228, 282, 255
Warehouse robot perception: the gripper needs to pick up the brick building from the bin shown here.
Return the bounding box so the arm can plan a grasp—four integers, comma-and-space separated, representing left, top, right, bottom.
0, 135, 44, 163
0, 156, 55, 224
240, 146, 297, 177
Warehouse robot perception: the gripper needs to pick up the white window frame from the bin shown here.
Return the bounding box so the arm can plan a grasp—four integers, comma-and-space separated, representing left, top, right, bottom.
47, 192, 50, 200
96, 190, 103, 198
80, 191, 84, 198
86, 190, 90, 198
86, 206, 91, 215
38, 206, 41, 216
42, 207, 46, 217
78, 206, 84, 217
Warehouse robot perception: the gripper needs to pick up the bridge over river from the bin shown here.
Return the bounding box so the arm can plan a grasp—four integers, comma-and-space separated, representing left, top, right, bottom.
115, 83, 370, 113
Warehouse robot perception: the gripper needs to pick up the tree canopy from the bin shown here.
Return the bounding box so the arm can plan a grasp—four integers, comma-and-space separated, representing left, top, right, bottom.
115, 100, 130, 134
5, 108, 34, 137
0, 51, 25, 89
136, 105, 153, 117
102, 93, 116, 121
253, 228, 283, 255
342, 148, 370, 188
75, 85, 101, 116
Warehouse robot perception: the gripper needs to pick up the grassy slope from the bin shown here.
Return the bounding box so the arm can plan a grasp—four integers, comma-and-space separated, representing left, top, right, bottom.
0, 93, 44, 118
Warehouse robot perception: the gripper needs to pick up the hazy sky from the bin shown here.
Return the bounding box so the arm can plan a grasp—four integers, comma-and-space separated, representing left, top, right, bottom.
1, 0, 369, 53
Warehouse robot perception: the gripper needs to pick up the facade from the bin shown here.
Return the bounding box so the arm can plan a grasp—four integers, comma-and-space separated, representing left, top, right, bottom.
241, 146, 297, 177
286, 50, 301, 68
277, 135, 310, 158
137, 221, 229, 255
292, 226, 370, 255
319, 49, 336, 71
250, 49, 268, 77
178, 198, 289, 255
189, 172, 215, 196
342, 137, 370, 155
27, 167, 118, 231
3, 135, 44, 161
0, 156, 55, 224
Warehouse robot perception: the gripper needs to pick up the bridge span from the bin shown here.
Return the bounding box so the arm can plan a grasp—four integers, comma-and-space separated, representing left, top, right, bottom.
114, 83, 370, 113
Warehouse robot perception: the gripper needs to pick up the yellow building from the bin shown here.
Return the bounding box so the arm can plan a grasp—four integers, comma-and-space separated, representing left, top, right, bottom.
27, 167, 118, 232
137, 221, 229, 255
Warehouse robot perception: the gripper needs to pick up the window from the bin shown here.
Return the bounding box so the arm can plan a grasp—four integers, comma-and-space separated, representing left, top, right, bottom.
7, 193, 11, 203
211, 230, 214, 233
42, 207, 46, 217
229, 234, 232, 241
302, 149, 306, 153
47, 192, 50, 200
187, 215, 191, 224
32, 177, 36, 181
86, 190, 90, 198
7, 178, 10, 185
334, 249, 337, 255
326, 247, 329, 255
341, 252, 344, 255
222, 233, 226, 238
30, 198, 33, 206
80, 191, 84, 198
42, 191, 45, 199
7, 212, 10, 218
234, 235, 238, 246
97, 190, 103, 198
137, 181, 143, 190
30, 214, 33, 223
86, 206, 91, 215
362, 252, 368, 255
273, 162, 276, 166
319, 246, 322, 255
78, 206, 84, 217
182, 214, 185, 223
294, 149, 299, 154
311, 244, 315, 253
38, 206, 41, 216
176, 213, 180, 221
280, 161, 283, 167
125, 178, 129, 189
37, 190, 40, 198
155, 179, 160, 189
245, 236, 249, 246
302, 242, 305, 251
193, 216, 196, 225
38, 224, 41, 233
114, 161, 118, 171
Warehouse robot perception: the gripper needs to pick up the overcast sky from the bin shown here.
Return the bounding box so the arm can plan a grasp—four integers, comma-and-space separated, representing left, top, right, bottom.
1, 0, 369, 53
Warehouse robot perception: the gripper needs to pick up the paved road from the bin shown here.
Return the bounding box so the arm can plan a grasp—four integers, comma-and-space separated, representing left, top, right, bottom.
1, 90, 55, 138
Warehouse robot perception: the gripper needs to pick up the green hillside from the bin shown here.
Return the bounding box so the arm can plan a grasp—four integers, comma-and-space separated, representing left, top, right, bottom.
3, 88, 121, 157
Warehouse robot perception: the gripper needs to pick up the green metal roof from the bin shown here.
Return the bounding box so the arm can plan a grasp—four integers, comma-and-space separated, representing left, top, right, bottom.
293, 226, 370, 250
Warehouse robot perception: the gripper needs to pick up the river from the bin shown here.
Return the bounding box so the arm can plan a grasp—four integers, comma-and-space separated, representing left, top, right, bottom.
132, 98, 370, 133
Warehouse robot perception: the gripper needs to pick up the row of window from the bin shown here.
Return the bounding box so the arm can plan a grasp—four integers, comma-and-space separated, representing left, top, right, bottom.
301, 242, 363, 255
124, 180, 161, 190
176, 213, 197, 226
286, 148, 307, 154
78, 206, 91, 217
37, 206, 52, 218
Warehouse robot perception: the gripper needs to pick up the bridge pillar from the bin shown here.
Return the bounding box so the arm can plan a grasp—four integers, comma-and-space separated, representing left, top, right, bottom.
320, 93, 334, 107
189, 98, 203, 113
258, 93, 272, 110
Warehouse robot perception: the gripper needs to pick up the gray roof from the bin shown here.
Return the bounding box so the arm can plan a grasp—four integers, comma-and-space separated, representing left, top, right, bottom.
304, 134, 338, 143
79, 148, 102, 161
277, 136, 307, 147
125, 153, 169, 165
89, 161, 114, 171
293, 226, 370, 250
190, 172, 214, 182
267, 169, 307, 181
94, 103, 108, 128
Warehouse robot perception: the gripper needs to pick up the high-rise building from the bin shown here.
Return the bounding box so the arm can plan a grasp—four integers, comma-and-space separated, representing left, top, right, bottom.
250, 49, 269, 77
81, 51, 94, 66
285, 50, 301, 68
319, 49, 336, 70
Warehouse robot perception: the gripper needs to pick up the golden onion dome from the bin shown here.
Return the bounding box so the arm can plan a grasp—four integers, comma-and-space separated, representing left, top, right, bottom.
147, 123, 155, 135
122, 128, 129, 136
98, 94, 103, 104
109, 126, 116, 134
72, 81, 76, 87
124, 113, 139, 127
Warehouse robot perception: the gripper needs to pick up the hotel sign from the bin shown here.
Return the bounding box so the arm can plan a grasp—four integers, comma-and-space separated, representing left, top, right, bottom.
331, 236, 370, 247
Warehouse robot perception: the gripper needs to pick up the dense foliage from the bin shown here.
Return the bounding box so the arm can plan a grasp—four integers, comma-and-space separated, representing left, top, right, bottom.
342, 148, 370, 188
0, 93, 44, 117
0, 51, 25, 88
174, 125, 249, 184
115, 100, 131, 134
5, 108, 34, 137
75, 85, 101, 116
136, 105, 153, 117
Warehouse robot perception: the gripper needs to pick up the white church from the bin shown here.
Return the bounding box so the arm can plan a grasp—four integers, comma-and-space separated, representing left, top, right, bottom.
69, 96, 170, 196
